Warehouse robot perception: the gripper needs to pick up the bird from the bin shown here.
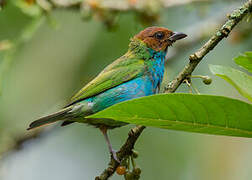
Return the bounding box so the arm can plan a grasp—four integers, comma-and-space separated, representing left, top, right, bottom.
27, 26, 187, 161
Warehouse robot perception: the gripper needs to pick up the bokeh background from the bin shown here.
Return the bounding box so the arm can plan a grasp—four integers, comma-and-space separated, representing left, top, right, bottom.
0, 0, 252, 179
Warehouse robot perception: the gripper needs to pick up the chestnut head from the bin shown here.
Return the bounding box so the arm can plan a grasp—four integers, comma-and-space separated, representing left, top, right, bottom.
134, 26, 187, 52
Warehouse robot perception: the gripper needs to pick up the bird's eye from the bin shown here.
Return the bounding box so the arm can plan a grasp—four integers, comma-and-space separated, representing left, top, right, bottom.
154, 32, 164, 39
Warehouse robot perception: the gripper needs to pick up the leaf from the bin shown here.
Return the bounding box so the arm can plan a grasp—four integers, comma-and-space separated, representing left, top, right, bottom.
88, 94, 252, 138
209, 64, 252, 102
234, 51, 252, 73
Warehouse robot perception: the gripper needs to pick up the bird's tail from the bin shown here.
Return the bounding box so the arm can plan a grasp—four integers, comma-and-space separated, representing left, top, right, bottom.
27, 106, 73, 130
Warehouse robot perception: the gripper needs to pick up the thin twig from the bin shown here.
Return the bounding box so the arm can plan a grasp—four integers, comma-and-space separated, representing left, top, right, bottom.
95, 0, 252, 179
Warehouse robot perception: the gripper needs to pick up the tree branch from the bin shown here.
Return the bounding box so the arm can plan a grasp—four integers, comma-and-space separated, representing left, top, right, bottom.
47, 0, 210, 28
0, 130, 42, 157
95, 125, 145, 180
49, 0, 209, 11
95, 0, 252, 179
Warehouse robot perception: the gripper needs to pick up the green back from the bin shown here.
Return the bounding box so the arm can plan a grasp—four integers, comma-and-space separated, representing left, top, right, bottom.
67, 38, 151, 106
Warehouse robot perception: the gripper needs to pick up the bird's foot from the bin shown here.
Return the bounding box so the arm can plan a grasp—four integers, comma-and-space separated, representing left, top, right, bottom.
111, 149, 120, 163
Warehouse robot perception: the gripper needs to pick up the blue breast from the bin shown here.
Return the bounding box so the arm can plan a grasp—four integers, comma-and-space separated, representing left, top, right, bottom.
147, 48, 166, 92
84, 48, 166, 114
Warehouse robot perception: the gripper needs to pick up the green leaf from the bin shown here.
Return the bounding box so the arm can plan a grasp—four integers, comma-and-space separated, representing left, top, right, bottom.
88, 94, 252, 138
209, 64, 252, 102
234, 51, 252, 73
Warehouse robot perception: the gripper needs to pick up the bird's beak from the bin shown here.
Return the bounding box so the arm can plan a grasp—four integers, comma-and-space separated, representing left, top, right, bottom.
168, 32, 187, 41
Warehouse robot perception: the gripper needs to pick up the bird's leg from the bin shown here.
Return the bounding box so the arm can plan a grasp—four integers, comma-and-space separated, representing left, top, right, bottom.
99, 126, 120, 163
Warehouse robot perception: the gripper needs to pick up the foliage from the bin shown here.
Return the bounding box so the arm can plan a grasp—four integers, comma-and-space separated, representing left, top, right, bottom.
89, 94, 252, 138
210, 51, 252, 102
234, 51, 252, 73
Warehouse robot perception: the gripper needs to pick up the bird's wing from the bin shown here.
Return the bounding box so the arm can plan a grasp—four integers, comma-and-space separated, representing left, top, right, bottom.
67, 54, 146, 106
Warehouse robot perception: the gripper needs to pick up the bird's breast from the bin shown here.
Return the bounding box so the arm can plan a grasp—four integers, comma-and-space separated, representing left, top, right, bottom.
147, 51, 166, 92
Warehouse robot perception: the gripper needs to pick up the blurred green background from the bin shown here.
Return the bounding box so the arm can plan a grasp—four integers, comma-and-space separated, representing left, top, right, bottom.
1, 0, 252, 179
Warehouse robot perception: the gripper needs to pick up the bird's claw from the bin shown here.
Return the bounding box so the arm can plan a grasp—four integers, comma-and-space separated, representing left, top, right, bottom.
111, 149, 120, 163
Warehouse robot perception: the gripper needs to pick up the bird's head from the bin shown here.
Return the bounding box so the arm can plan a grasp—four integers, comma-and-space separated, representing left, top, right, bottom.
134, 26, 187, 52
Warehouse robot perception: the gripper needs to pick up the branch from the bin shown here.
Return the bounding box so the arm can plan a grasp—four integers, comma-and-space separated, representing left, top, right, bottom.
47, 0, 210, 28
96, 0, 252, 179
95, 126, 145, 180
50, 0, 209, 11
0, 129, 42, 160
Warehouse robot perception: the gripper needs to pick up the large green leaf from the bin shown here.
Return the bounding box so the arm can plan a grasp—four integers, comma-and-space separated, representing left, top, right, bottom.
209, 64, 252, 102
88, 94, 252, 138
234, 51, 252, 73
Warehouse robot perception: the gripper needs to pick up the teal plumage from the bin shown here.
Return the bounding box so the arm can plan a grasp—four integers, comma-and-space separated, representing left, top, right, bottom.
62, 41, 167, 128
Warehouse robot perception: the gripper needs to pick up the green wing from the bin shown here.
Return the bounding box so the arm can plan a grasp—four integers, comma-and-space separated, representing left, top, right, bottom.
68, 53, 146, 105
